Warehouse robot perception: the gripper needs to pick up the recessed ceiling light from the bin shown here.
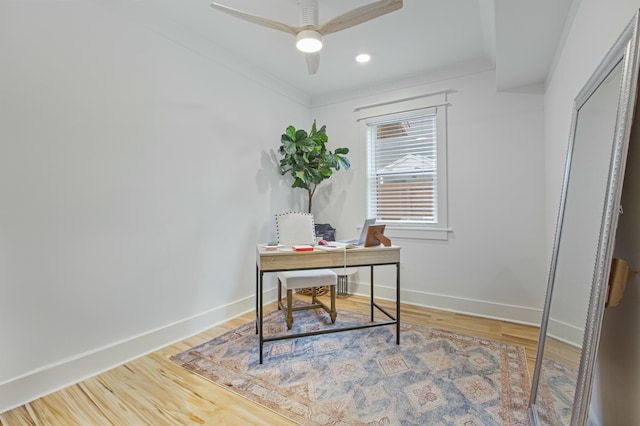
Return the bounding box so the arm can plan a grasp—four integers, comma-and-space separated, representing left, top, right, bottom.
356, 53, 371, 63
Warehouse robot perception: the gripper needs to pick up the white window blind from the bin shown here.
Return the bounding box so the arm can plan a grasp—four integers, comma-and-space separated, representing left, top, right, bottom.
366, 112, 438, 224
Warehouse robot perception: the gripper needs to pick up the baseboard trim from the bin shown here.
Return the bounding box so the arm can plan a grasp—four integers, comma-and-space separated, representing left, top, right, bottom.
0, 288, 276, 414
547, 318, 584, 347
349, 281, 542, 327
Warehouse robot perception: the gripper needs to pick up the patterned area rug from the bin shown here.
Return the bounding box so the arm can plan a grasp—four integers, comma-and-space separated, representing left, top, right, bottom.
171, 306, 530, 425
535, 359, 578, 425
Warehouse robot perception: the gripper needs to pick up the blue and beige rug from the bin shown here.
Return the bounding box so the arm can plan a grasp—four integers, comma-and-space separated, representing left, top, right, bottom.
535, 359, 578, 425
171, 306, 530, 425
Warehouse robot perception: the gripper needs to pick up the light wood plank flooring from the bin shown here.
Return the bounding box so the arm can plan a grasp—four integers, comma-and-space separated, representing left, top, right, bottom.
1, 295, 539, 425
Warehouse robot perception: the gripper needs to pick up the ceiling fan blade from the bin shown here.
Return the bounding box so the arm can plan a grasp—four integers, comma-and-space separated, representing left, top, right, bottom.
316, 0, 403, 35
210, 3, 299, 36
305, 52, 320, 75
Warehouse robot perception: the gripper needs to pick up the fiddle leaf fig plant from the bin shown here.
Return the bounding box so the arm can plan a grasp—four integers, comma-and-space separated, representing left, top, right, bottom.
278, 120, 350, 213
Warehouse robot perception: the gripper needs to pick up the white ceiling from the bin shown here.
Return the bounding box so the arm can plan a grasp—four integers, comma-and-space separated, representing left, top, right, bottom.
100, 0, 575, 103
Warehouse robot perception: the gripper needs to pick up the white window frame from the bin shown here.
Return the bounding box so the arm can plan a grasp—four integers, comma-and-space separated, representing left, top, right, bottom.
356, 92, 451, 241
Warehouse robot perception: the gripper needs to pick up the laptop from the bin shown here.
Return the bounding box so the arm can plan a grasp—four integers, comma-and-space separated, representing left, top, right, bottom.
338, 218, 376, 245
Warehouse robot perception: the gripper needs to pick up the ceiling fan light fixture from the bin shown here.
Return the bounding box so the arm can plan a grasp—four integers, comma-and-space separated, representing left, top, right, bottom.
356, 53, 371, 63
210, 0, 403, 74
296, 30, 323, 53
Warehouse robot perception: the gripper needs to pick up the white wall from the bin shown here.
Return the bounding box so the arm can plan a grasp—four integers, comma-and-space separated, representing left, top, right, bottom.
0, 1, 308, 411
311, 69, 547, 324
544, 0, 640, 248
543, 0, 640, 423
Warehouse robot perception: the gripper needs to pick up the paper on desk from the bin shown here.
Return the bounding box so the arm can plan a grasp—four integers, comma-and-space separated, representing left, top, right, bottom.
316, 242, 357, 250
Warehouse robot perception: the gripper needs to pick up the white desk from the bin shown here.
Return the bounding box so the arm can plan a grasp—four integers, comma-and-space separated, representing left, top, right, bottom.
255, 244, 401, 364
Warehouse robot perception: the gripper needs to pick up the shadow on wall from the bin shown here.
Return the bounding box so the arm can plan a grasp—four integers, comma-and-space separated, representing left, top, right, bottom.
596, 275, 640, 424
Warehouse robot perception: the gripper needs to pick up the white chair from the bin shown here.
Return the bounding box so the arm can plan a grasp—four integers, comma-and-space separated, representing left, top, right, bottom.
275, 212, 337, 329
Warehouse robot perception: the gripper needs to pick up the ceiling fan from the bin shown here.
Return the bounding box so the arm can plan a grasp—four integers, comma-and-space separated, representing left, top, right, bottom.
210, 0, 403, 75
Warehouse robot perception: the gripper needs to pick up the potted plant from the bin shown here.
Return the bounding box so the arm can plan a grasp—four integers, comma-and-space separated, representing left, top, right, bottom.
278, 120, 350, 213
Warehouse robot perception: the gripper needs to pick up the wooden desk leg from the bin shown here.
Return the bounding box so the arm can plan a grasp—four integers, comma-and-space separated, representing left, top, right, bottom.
370, 265, 375, 321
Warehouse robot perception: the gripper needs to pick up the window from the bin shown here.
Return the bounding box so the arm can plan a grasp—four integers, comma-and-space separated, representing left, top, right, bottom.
367, 113, 438, 223
357, 93, 449, 239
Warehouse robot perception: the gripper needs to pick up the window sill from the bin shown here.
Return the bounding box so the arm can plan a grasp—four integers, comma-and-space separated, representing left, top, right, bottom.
384, 226, 452, 241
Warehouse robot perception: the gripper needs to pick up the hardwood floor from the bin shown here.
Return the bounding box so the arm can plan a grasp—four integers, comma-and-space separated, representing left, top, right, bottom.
0, 295, 539, 425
